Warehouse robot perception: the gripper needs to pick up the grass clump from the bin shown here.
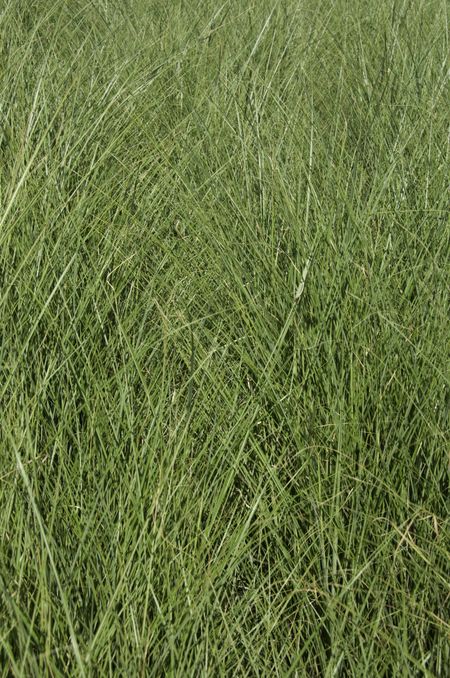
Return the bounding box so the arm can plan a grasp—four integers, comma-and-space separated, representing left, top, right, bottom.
0, 0, 449, 675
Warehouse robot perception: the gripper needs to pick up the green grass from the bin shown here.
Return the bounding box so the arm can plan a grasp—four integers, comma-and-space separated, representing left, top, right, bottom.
0, 0, 449, 675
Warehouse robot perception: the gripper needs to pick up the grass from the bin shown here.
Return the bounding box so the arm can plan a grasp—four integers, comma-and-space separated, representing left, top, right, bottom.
0, 0, 449, 675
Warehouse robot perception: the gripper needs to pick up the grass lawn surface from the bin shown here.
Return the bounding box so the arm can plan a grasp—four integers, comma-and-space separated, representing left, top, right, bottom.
0, 0, 449, 675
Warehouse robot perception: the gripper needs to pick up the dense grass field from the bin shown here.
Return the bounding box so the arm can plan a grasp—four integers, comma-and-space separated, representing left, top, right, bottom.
1, 0, 449, 675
